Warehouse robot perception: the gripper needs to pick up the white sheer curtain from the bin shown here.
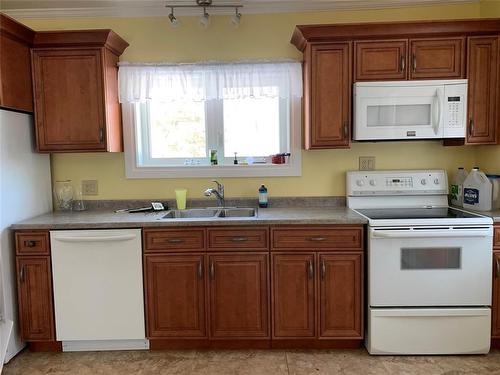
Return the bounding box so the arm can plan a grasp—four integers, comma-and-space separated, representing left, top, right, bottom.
118, 60, 303, 103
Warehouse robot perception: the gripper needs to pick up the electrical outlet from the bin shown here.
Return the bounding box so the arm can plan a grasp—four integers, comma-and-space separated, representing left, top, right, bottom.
82, 180, 98, 196
359, 156, 375, 171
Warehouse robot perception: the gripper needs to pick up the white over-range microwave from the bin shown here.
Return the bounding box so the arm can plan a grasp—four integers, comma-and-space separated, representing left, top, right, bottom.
353, 79, 468, 140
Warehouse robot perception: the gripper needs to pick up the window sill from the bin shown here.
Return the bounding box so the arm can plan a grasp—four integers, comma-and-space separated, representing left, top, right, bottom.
125, 162, 301, 178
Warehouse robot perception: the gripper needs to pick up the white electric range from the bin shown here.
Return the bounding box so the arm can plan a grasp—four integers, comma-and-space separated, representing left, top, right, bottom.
347, 170, 493, 355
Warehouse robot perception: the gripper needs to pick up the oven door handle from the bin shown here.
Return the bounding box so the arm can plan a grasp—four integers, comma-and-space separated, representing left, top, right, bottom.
371, 229, 492, 239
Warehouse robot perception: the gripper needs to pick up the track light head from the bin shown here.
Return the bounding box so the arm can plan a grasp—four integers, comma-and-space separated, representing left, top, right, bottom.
199, 7, 210, 29
230, 7, 241, 27
168, 8, 181, 27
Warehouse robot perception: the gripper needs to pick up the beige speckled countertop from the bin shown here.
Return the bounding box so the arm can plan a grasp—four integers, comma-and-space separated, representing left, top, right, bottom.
475, 210, 500, 223
11, 207, 367, 230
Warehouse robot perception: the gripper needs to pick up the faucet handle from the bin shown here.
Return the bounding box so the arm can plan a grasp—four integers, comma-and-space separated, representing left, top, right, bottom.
212, 180, 224, 192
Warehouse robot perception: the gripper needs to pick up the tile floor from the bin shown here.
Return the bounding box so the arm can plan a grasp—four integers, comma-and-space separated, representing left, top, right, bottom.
3, 349, 500, 375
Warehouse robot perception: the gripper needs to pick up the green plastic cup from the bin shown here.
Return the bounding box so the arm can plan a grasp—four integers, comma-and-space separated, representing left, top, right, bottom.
175, 189, 187, 210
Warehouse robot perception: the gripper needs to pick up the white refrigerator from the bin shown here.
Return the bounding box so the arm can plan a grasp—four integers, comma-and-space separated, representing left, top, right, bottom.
0, 109, 52, 364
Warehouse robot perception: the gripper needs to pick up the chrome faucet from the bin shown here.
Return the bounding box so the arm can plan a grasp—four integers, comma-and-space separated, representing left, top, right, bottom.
204, 180, 225, 207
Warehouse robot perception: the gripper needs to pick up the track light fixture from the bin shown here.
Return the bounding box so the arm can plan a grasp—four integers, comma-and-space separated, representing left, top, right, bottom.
165, 1, 243, 29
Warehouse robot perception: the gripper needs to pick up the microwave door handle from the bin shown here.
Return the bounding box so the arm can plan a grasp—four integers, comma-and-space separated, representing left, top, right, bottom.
432, 89, 443, 135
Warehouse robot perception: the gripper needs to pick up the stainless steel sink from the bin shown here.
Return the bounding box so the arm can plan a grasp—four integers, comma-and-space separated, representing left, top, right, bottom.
217, 208, 257, 218
160, 208, 219, 219
159, 207, 257, 219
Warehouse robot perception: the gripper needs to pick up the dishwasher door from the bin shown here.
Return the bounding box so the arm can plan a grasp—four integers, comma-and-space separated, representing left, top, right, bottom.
51, 229, 146, 347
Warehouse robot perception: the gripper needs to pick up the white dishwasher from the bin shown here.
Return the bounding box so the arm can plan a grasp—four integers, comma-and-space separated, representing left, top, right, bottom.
50, 229, 148, 351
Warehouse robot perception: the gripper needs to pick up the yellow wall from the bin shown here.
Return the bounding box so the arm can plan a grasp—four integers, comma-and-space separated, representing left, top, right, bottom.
19, 2, 494, 199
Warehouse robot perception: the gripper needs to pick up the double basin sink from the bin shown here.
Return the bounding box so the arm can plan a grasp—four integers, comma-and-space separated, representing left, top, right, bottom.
160, 207, 257, 219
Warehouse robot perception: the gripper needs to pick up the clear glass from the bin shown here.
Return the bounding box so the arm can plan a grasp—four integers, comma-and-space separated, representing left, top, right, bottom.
401, 247, 461, 270
223, 97, 281, 157
72, 187, 86, 211
367, 104, 431, 127
149, 100, 206, 158
53, 180, 74, 211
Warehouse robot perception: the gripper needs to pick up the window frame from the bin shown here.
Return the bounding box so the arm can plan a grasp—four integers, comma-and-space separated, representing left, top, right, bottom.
122, 97, 302, 178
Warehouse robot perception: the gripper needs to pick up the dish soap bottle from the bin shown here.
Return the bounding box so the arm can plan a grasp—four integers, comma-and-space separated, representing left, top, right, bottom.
463, 167, 492, 211
450, 167, 468, 207
258, 185, 268, 208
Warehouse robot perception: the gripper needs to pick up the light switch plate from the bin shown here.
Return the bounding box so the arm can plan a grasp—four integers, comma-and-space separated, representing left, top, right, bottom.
82, 180, 98, 196
359, 156, 375, 171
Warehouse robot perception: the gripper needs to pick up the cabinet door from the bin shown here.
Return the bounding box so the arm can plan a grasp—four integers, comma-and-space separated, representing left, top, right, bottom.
493, 252, 500, 338
354, 40, 407, 81
272, 253, 315, 338
307, 43, 351, 149
208, 253, 269, 338
32, 48, 106, 152
467, 37, 499, 144
17, 257, 55, 341
409, 38, 464, 79
145, 254, 206, 338
318, 253, 362, 339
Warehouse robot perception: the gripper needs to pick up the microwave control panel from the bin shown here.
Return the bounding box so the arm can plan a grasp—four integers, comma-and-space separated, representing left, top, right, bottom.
443, 83, 467, 138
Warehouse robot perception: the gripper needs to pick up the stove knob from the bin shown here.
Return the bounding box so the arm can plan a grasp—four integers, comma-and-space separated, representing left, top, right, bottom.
356, 180, 364, 187
434, 178, 440, 185
369, 179, 376, 186
421, 179, 427, 185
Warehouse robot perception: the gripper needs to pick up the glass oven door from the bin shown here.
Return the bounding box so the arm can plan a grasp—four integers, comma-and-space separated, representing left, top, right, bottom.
368, 226, 492, 307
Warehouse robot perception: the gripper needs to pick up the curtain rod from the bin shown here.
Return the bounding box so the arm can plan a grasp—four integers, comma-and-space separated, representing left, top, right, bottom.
118, 59, 302, 67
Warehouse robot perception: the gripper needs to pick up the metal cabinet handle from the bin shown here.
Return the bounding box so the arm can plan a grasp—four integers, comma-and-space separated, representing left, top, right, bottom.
343, 121, 349, 139
209, 261, 215, 280
198, 261, 203, 279
400, 56, 406, 72
307, 237, 327, 242
99, 127, 104, 143
231, 237, 248, 242
24, 240, 36, 248
496, 257, 500, 278
320, 259, 326, 280
412, 54, 417, 72
20, 265, 25, 283
469, 119, 474, 137
167, 238, 185, 244
308, 259, 314, 279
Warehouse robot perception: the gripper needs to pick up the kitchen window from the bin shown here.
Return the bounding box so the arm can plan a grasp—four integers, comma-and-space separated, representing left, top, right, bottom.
119, 61, 302, 178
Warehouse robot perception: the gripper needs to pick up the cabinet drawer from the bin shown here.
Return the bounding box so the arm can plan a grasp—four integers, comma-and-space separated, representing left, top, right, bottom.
143, 229, 205, 252
15, 232, 50, 255
494, 226, 500, 249
207, 227, 269, 251
271, 226, 363, 251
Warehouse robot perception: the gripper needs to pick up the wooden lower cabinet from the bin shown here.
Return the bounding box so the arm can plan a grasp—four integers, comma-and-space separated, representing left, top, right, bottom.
16, 257, 55, 341
493, 251, 500, 339
319, 253, 362, 338
145, 254, 206, 338
272, 253, 315, 338
208, 253, 269, 338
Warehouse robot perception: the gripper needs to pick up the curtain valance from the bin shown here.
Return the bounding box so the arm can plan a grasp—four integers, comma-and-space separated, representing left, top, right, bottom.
118, 60, 303, 103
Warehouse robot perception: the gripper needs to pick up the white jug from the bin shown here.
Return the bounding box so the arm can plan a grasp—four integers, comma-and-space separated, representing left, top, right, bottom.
463, 167, 492, 211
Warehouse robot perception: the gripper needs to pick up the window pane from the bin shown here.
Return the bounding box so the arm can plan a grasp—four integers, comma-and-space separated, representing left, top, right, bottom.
223, 97, 281, 157
149, 101, 206, 158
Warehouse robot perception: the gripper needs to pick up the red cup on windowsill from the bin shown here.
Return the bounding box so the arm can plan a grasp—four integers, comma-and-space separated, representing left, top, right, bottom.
271, 153, 290, 164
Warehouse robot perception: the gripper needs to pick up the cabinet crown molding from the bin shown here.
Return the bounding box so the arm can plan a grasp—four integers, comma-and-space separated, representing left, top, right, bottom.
0, 13, 35, 45
33, 29, 129, 55
292, 18, 500, 51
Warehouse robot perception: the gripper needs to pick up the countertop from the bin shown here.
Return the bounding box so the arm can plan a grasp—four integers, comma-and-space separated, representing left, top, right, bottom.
11, 207, 368, 230
476, 209, 500, 223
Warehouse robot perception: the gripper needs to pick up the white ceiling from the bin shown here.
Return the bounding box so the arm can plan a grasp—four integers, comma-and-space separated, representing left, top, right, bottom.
0, 0, 479, 18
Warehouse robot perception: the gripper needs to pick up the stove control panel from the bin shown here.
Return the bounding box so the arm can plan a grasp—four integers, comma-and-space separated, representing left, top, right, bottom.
347, 170, 448, 196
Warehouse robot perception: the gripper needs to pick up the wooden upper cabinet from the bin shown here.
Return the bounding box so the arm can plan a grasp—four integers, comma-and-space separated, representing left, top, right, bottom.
467, 36, 499, 144
305, 43, 351, 149
272, 253, 315, 338
409, 38, 464, 79
493, 252, 500, 338
208, 253, 269, 338
354, 40, 407, 81
318, 253, 362, 339
0, 13, 35, 112
16, 257, 55, 341
145, 254, 206, 338
31, 30, 128, 152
